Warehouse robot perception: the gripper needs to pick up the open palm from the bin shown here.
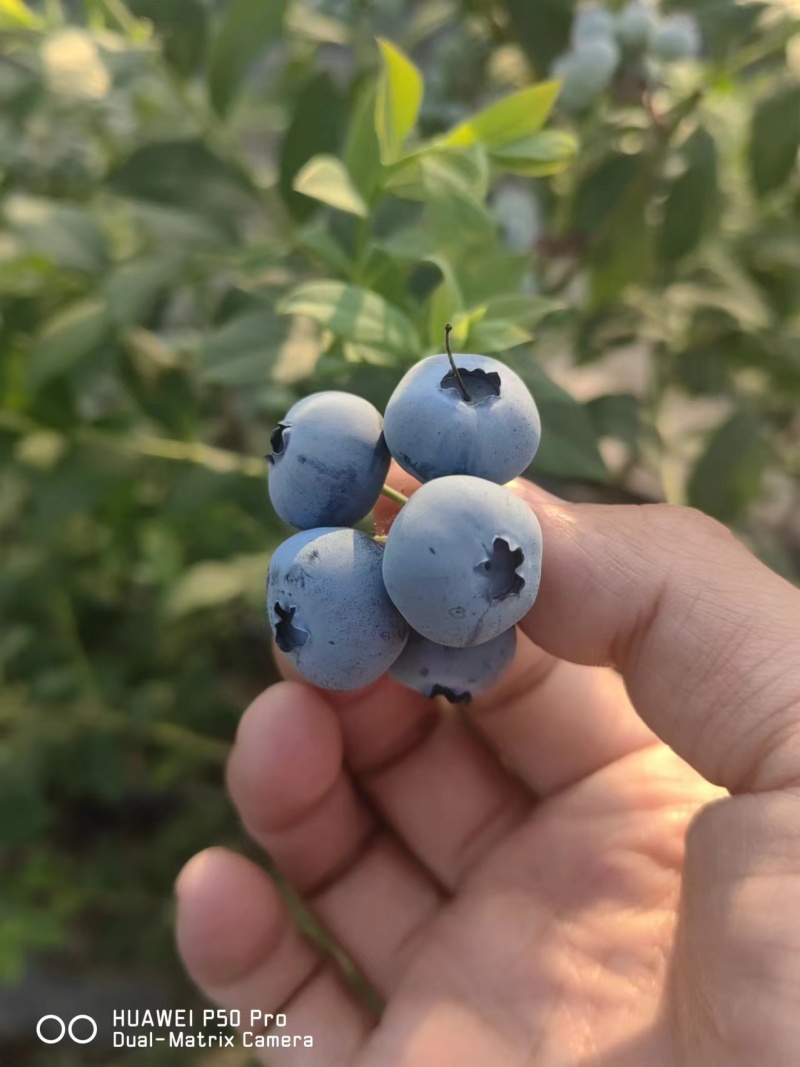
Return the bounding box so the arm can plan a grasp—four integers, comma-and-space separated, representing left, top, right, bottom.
177, 481, 800, 1066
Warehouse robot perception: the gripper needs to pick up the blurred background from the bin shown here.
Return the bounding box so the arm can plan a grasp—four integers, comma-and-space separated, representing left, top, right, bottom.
1, 0, 798, 1062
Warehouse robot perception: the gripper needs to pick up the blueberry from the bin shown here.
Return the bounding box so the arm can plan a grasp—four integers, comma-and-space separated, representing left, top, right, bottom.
651, 15, 700, 62
616, 1, 655, 50
268, 527, 408, 690
382, 476, 543, 647
390, 626, 517, 704
553, 38, 621, 113
571, 4, 617, 48
267, 392, 391, 529
383, 347, 541, 485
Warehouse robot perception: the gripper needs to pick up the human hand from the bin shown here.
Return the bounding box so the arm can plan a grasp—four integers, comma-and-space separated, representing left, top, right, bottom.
176, 468, 800, 1066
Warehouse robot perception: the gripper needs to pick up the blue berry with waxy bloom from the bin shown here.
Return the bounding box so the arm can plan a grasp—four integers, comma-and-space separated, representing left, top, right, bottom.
616, 1, 655, 50
382, 475, 543, 648
268, 527, 408, 690
383, 329, 541, 485
390, 626, 517, 704
651, 14, 701, 61
267, 392, 390, 530
553, 37, 621, 113
571, 4, 617, 48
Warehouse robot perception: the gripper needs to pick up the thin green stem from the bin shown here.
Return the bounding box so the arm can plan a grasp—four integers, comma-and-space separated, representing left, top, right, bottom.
380, 484, 409, 507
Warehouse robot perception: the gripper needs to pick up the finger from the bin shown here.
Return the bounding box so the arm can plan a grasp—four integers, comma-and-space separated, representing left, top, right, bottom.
175, 848, 371, 1065
277, 656, 532, 882
232, 677, 529, 896
227, 684, 444, 994
347, 686, 531, 888
467, 627, 656, 794
516, 493, 800, 794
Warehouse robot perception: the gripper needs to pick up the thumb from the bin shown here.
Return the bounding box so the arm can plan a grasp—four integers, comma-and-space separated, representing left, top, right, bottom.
513, 483, 800, 795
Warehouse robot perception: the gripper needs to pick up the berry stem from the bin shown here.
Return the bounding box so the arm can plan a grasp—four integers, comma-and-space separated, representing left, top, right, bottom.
444, 324, 471, 402
381, 484, 409, 506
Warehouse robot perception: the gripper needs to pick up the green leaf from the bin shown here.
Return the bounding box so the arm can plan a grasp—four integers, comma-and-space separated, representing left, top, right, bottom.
296, 222, 353, 277
590, 178, 652, 306
104, 256, 180, 328
688, 410, 767, 522
279, 281, 420, 356
27, 298, 111, 390
750, 85, 800, 198
0, 0, 40, 28
483, 293, 565, 329
375, 38, 423, 164
292, 155, 368, 217
513, 359, 608, 482
5, 196, 108, 275
467, 320, 533, 352
573, 151, 642, 234
344, 81, 383, 201
586, 393, 641, 451
166, 553, 270, 617
109, 141, 258, 237
127, 0, 207, 77
660, 126, 719, 262
279, 72, 346, 222
386, 142, 490, 201
420, 153, 497, 263
489, 130, 578, 176
208, 0, 288, 117
442, 82, 561, 149
197, 309, 288, 385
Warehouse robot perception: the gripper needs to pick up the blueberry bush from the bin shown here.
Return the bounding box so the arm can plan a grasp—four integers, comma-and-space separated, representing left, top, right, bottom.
1, 0, 798, 1061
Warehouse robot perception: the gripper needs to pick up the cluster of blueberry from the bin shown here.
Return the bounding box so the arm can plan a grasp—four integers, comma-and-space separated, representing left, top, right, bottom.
554, 2, 701, 113
266, 331, 544, 704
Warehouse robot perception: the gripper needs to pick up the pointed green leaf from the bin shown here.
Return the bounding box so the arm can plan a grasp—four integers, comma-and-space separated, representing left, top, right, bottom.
292, 155, 368, 217
688, 410, 767, 522
490, 130, 578, 176
279, 281, 420, 356
750, 85, 800, 198
375, 38, 423, 164
344, 81, 383, 200
443, 82, 561, 149
660, 126, 719, 262
467, 320, 533, 353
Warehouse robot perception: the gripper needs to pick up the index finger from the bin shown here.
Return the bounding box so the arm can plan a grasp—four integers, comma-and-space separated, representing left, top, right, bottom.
513, 485, 800, 795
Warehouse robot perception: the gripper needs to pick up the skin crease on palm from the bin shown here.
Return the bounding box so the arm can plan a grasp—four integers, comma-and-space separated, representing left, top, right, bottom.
175, 462, 800, 1067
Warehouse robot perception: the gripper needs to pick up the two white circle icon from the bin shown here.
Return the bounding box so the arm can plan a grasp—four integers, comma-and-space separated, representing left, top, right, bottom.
36, 1014, 98, 1044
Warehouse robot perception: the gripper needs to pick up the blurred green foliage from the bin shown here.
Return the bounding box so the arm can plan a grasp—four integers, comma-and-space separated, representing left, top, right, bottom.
0, 0, 799, 1061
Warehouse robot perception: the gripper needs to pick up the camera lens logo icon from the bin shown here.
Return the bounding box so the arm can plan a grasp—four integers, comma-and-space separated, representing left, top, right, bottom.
36, 1015, 98, 1044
